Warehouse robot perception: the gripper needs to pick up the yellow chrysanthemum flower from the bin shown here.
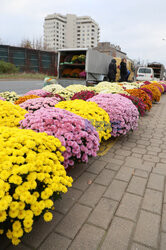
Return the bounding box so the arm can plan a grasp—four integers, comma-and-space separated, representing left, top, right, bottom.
12, 228, 23, 238
10, 202, 19, 211
0, 211, 7, 222
0, 126, 73, 245
55, 99, 112, 142
12, 221, 21, 231
43, 211, 53, 222
24, 227, 32, 233
23, 218, 33, 228
12, 237, 21, 246
0, 100, 27, 127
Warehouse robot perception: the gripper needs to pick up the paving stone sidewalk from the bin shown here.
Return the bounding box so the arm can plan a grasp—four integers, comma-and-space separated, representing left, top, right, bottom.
2, 96, 166, 250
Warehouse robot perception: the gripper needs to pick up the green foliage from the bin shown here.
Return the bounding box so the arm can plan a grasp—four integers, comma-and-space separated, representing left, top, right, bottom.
78, 54, 86, 62
0, 60, 19, 74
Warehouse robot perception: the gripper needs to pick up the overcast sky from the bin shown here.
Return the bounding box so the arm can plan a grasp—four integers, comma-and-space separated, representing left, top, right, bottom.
1, 0, 166, 66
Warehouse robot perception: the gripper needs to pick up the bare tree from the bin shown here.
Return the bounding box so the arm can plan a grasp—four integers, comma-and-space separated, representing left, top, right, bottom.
20, 39, 32, 49
20, 37, 50, 51
31, 37, 42, 50
43, 41, 49, 51
36, 37, 43, 50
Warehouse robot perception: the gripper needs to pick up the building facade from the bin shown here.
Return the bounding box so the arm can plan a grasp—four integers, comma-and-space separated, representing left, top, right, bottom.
95, 42, 127, 59
44, 13, 100, 50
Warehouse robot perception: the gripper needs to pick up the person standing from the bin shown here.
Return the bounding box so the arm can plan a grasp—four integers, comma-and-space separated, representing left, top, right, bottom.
108, 59, 117, 82
126, 69, 130, 82
120, 58, 127, 82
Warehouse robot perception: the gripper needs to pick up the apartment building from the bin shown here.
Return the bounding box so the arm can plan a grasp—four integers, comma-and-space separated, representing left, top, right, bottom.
43, 13, 100, 50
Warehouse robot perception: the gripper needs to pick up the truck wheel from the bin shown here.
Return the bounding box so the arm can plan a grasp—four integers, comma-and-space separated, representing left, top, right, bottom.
103, 76, 108, 81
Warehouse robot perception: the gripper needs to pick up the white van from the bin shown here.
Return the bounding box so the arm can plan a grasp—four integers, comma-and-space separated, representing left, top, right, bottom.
136, 67, 154, 81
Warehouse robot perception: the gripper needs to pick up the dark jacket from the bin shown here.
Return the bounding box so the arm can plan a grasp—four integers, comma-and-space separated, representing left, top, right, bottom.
108, 59, 117, 81
120, 61, 127, 76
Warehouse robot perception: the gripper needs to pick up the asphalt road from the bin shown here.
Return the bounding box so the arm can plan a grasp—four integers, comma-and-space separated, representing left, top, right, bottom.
0, 80, 44, 95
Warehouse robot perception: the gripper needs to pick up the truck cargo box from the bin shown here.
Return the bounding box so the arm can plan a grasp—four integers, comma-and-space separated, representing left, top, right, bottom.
57, 48, 113, 87
147, 62, 165, 80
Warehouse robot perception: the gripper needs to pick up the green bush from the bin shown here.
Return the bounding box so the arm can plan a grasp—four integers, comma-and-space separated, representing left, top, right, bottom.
0, 60, 19, 74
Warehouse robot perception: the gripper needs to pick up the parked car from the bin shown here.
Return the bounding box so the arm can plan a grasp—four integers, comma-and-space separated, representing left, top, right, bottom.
136, 67, 154, 81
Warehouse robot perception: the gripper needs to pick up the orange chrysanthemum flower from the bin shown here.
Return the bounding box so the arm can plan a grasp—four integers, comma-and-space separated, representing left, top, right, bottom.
126, 89, 152, 111
153, 83, 164, 93
70, 68, 82, 77
62, 68, 72, 77
141, 84, 161, 102
14, 95, 40, 105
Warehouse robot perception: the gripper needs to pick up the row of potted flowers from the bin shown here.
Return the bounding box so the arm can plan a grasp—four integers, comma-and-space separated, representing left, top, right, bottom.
0, 80, 165, 245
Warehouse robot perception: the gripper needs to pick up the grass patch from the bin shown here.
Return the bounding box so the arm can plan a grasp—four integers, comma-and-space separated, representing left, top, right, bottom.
0, 73, 56, 80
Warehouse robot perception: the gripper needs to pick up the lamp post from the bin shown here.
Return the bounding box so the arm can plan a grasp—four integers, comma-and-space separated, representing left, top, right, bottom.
162, 38, 166, 80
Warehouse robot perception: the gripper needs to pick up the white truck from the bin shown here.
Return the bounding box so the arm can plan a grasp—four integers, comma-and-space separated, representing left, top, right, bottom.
57, 48, 113, 87
147, 62, 165, 81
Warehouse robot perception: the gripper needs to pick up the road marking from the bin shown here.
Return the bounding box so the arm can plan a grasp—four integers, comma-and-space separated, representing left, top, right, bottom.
98, 137, 118, 156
